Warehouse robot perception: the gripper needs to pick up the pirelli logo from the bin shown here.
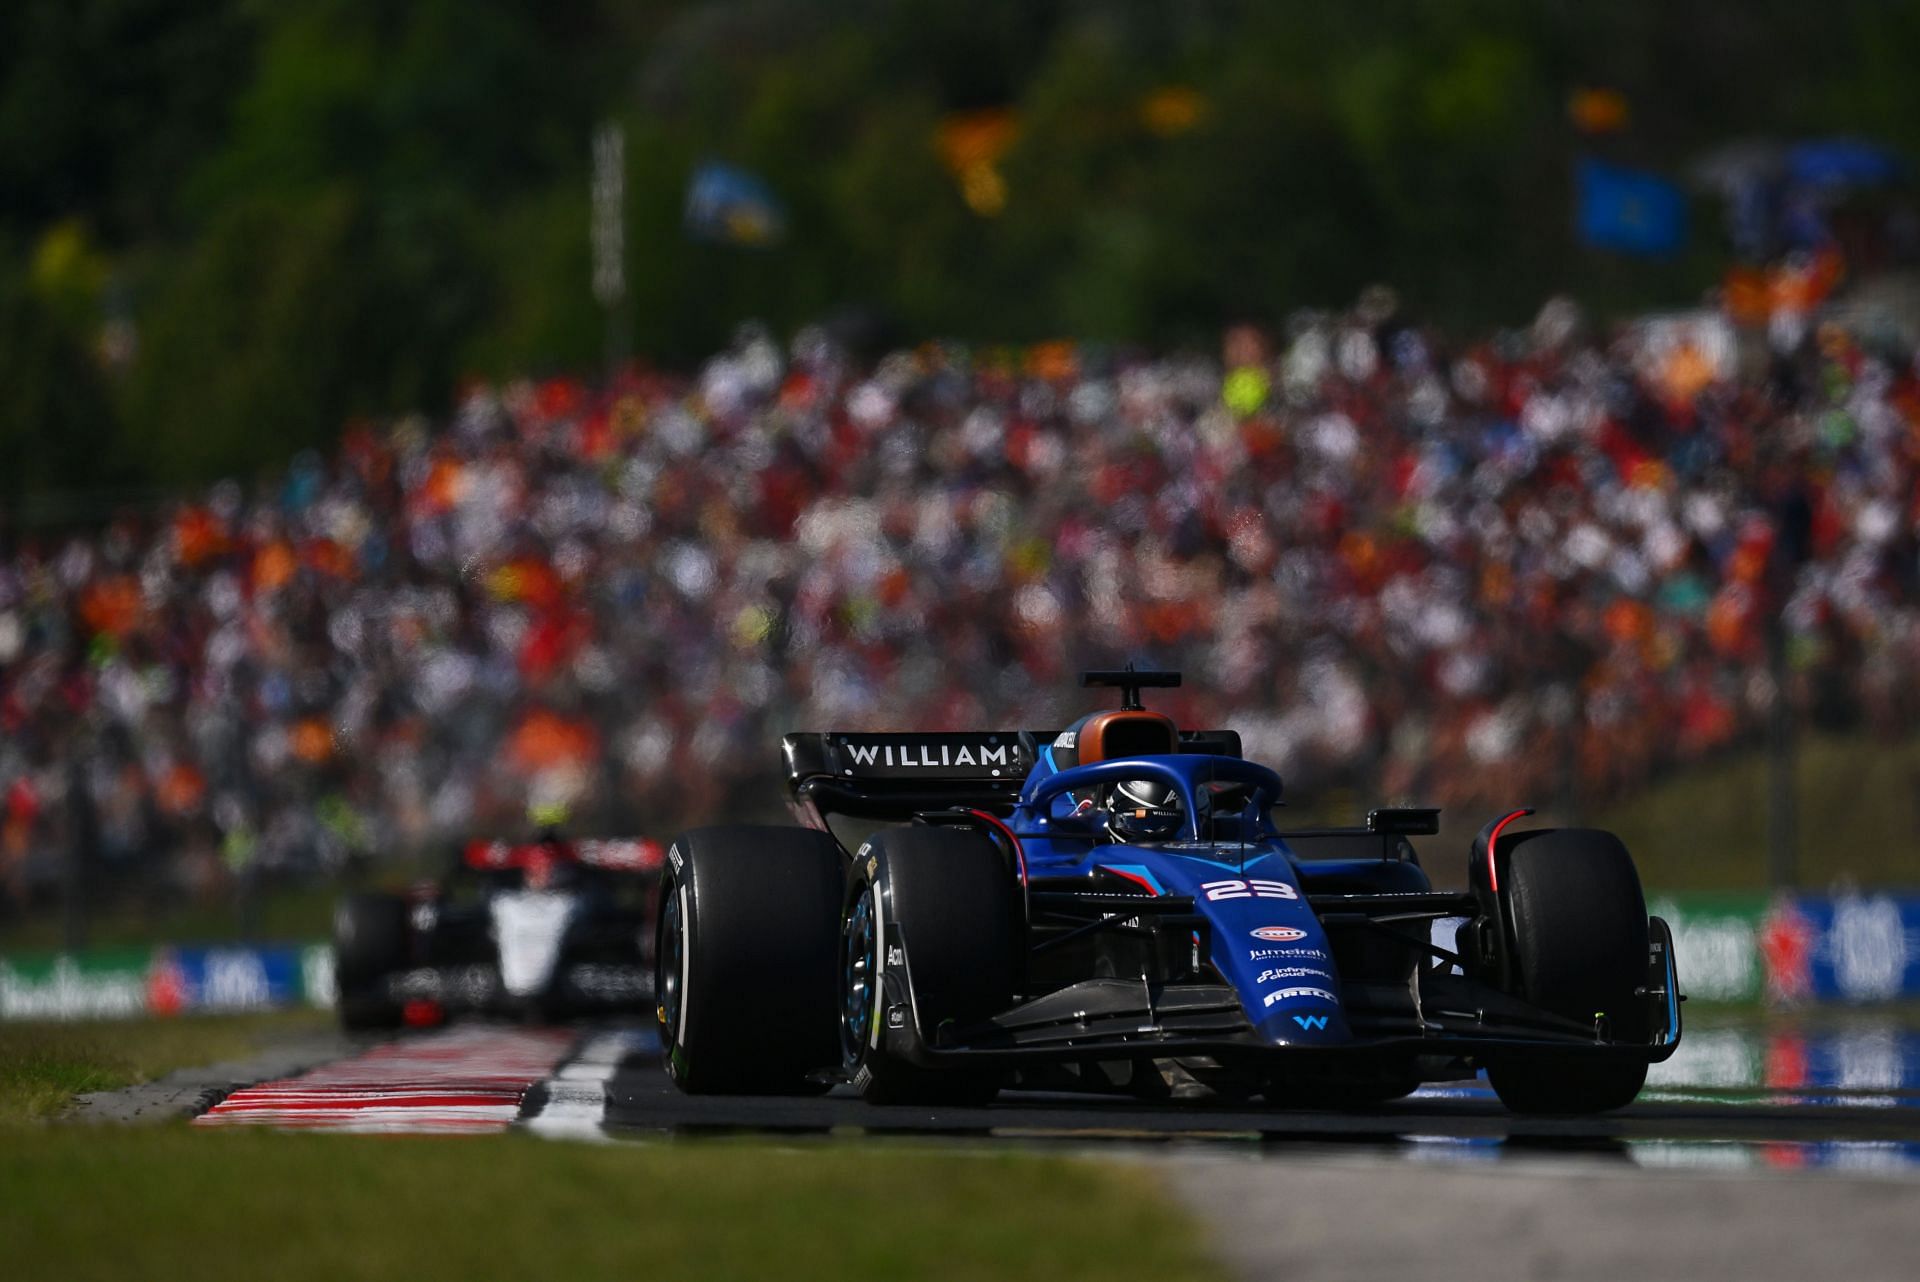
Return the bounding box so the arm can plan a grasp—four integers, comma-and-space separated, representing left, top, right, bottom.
831, 734, 1028, 777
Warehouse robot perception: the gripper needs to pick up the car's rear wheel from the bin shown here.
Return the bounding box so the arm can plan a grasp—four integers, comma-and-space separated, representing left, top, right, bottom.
656, 825, 842, 1095
843, 825, 1016, 1105
1484, 827, 1650, 1114
332, 893, 409, 1032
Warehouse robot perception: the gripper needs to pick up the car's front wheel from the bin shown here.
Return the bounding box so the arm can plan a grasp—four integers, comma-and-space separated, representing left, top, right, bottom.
1483, 827, 1651, 1114
332, 892, 408, 1032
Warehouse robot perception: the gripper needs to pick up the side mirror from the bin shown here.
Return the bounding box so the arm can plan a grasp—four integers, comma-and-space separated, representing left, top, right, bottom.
1367, 807, 1441, 835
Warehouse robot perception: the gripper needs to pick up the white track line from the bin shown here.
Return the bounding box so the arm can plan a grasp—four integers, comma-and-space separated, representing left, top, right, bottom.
523, 1030, 648, 1141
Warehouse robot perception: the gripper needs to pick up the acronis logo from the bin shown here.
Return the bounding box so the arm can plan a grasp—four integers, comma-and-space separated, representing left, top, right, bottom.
1292, 1014, 1329, 1032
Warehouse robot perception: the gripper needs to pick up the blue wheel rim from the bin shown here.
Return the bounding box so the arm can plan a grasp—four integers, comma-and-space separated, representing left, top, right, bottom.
841, 891, 876, 1066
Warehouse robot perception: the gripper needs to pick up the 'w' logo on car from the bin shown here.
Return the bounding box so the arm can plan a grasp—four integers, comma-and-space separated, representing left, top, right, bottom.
1292, 1014, 1329, 1031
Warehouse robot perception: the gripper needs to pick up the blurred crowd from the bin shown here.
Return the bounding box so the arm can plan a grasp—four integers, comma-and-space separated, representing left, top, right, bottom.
6, 294, 1920, 913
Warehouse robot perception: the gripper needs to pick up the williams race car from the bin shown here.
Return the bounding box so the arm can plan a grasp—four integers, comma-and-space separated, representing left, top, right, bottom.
332, 832, 661, 1029
655, 669, 1681, 1112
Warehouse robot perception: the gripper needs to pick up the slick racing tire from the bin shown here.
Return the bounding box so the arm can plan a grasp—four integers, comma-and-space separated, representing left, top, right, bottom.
1485, 828, 1651, 1114
332, 893, 409, 1032
656, 825, 842, 1095
842, 826, 1016, 1106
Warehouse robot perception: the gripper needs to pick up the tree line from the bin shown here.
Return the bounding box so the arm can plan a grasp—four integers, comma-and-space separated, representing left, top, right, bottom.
4, 0, 1918, 496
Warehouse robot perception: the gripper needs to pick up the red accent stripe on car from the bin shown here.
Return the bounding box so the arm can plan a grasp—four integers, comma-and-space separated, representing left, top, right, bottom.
967, 808, 1028, 885
1103, 866, 1161, 897
1486, 808, 1533, 895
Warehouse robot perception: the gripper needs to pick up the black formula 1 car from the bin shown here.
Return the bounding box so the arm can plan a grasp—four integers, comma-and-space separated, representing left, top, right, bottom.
332, 834, 661, 1029
654, 669, 1682, 1111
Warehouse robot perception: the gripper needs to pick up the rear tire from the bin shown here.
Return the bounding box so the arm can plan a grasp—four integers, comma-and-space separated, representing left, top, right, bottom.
843, 826, 1015, 1105
1485, 828, 1651, 1114
656, 826, 842, 1095
332, 893, 408, 1032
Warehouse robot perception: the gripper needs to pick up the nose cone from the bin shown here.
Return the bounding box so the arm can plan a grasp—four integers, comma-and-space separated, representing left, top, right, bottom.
1175, 857, 1351, 1044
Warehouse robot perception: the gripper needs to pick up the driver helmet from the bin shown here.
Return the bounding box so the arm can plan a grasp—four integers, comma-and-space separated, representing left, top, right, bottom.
1105, 778, 1197, 843
525, 800, 573, 889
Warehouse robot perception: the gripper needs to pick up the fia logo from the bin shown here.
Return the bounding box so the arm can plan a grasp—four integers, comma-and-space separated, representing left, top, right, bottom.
1292, 1014, 1329, 1032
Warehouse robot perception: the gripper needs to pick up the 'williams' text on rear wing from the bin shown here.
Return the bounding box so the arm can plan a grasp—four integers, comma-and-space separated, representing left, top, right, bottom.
783, 729, 1242, 823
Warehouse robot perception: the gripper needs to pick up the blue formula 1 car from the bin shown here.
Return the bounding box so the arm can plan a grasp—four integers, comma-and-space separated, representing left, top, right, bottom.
655, 669, 1682, 1112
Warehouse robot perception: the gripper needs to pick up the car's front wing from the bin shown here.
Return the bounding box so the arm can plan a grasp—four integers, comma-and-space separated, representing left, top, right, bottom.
873, 917, 1681, 1073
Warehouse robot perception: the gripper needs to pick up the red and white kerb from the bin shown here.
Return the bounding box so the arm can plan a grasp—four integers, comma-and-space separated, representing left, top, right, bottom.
195, 1026, 575, 1134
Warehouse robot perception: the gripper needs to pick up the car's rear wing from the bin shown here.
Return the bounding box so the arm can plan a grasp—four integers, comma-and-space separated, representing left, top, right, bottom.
783, 729, 1242, 823
463, 838, 665, 874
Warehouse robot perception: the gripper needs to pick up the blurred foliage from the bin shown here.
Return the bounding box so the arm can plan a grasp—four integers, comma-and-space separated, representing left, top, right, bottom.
0, 267, 121, 502
5, 0, 1920, 486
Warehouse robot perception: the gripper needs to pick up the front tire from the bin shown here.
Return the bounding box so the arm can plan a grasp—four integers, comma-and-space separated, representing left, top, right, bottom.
656, 825, 842, 1095
332, 893, 408, 1032
1485, 827, 1650, 1114
842, 826, 1016, 1105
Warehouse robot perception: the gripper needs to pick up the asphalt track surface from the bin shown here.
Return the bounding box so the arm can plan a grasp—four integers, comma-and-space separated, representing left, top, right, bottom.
600, 1051, 1920, 1148
165, 1016, 1920, 1154
597, 1026, 1920, 1280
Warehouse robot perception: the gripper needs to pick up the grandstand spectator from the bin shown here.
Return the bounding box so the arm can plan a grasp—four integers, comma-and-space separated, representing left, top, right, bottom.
4, 298, 1918, 912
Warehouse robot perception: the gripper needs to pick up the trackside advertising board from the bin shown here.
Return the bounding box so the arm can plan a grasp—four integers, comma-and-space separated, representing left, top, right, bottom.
0, 944, 334, 1021
1645, 891, 1920, 1004
1649, 893, 1769, 1003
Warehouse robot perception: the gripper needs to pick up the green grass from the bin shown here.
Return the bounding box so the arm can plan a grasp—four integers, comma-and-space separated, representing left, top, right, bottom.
0, 883, 337, 953
0, 1130, 1214, 1282
0, 1011, 330, 1124
0, 1016, 1217, 1281
1294, 731, 1920, 892
1598, 731, 1920, 891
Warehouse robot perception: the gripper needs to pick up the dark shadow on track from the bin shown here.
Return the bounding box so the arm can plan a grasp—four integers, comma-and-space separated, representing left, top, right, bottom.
600, 1049, 1920, 1149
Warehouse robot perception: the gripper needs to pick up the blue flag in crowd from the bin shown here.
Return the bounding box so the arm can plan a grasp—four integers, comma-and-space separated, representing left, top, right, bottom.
684, 161, 788, 248
1576, 157, 1686, 257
